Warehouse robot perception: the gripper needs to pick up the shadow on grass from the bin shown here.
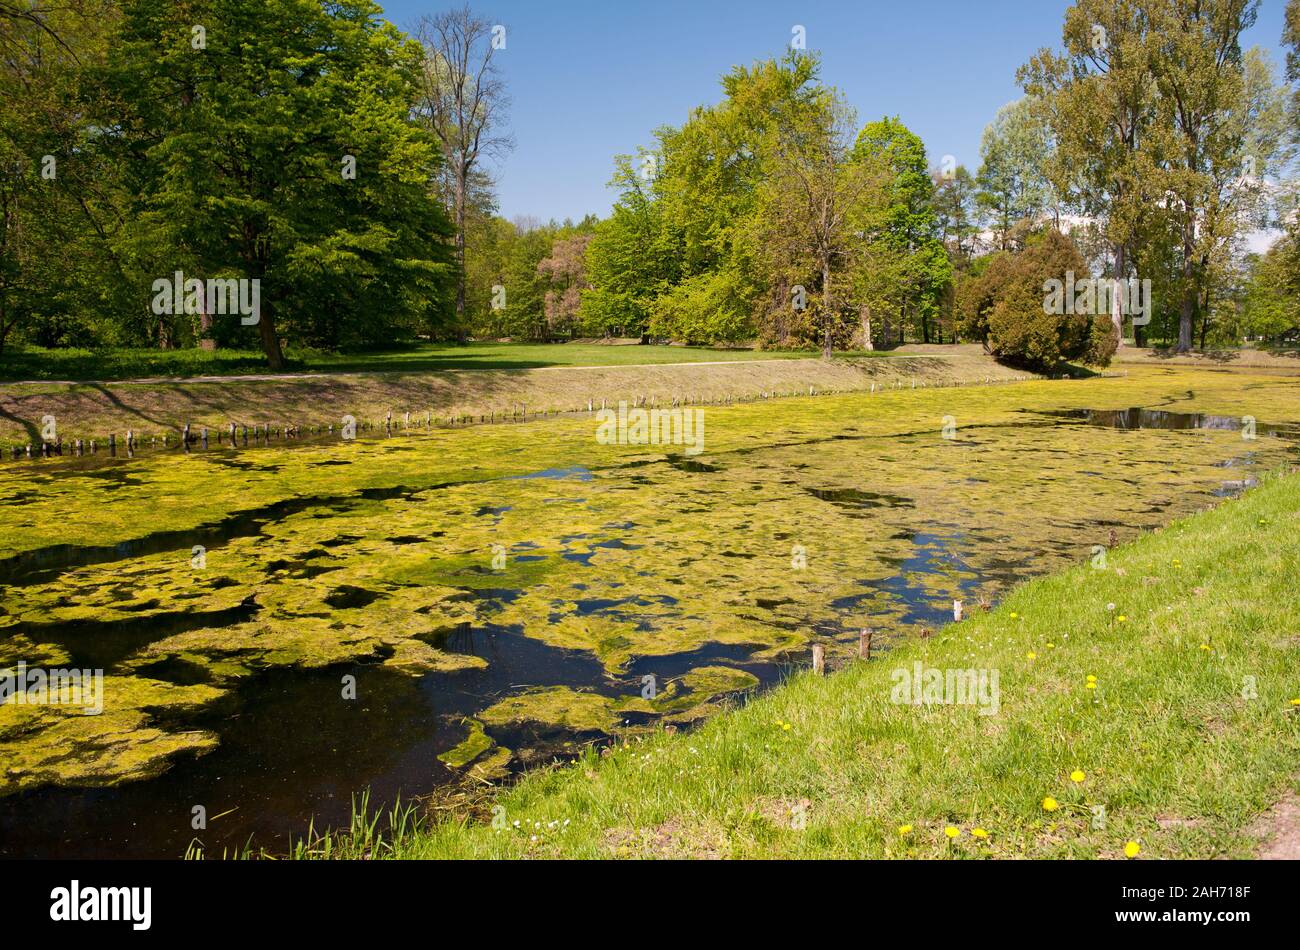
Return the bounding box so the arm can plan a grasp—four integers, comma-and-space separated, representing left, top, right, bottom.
0, 342, 662, 382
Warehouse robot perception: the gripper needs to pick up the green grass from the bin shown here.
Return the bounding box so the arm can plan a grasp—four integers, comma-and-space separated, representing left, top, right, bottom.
0, 341, 824, 382
290, 468, 1300, 860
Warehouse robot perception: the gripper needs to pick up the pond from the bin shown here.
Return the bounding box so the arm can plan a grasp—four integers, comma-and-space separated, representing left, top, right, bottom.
1, 368, 1297, 857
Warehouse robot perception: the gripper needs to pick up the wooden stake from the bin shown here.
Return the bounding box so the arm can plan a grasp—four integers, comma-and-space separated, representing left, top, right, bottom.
953, 600, 963, 622
811, 643, 825, 676
859, 628, 873, 661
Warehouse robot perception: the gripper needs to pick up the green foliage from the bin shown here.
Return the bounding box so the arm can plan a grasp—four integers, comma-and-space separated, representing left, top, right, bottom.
586, 54, 840, 346
101, 0, 456, 366
581, 156, 679, 337
647, 268, 756, 344
461, 216, 597, 341
1239, 238, 1300, 342
975, 98, 1055, 250
0, 2, 132, 351
586, 63, 955, 350
1021, 0, 1270, 353
958, 230, 1116, 370
851, 117, 953, 345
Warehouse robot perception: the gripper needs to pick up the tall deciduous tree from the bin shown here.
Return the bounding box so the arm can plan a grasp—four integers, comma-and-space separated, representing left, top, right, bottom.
105, 0, 454, 368
414, 6, 512, 335
1020, 0, 1161, 349
538, 231, 592, 338
932, 164, 981, 267
1148, 0, 1259, 351
976, 98, 1056, 249
751, 96, 880, 357
851, 117, 952, 346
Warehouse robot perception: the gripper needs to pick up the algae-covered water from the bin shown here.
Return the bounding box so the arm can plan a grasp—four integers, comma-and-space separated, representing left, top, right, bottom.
1, 367, 1297, 857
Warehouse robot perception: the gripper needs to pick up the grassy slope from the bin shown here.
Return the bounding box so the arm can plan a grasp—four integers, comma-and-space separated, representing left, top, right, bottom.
0, 350, 1028, 445
0, 342, 817, 382
299, 469, 1300, 859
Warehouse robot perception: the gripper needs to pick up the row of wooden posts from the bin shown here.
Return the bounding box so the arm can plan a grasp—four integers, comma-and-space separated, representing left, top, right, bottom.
9, 422, 307, 459
6, 371, 1062, 461
808, 599, 967, 675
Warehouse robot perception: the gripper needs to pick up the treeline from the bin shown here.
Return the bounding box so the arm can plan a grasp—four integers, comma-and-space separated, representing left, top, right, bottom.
564, 0, 1300, 357
2, 1, 1299, 370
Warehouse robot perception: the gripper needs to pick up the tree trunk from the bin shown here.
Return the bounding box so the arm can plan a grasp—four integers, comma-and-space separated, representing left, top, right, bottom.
455, 165, 467, 337
820, 260, 833, 358
1111, 243, 1126, 350
258, 300, 286, 371
1199, 286, 1211, 350
198, 298, 214, 351
1176, 219, 1195, 352
860, 303, 873, 351
1177, 294, 1195, 352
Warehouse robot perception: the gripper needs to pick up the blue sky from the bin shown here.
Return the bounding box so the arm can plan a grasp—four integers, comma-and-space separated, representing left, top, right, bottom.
378, 0, 1293, 223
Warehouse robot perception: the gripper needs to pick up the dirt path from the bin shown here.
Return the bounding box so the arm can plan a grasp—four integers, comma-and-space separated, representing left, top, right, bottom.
1252, 793, 1300, 859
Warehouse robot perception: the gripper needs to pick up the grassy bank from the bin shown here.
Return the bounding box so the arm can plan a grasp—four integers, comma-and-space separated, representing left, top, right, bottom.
293, 469, 1300, 860
1112, 346, 1300, 375
0, 350, 1028, 445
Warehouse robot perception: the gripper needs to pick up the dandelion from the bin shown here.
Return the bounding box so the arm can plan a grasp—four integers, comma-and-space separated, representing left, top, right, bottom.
1200, 644, 1213, 652
1124, 840, 1141, 858
1289, 698, 1300, 706
1046, 642, 1056, 649
1026, 651, 1037, 660
782, 722, 792, 732
944, 826, 961, 839
1010, 612, 1019, 619
1086, 681, 1097, 690
1070, 770, 1085, 783
1042, 797, 1059, 812
1117, 615, 1127, 623
1106, 603, 1116, 611
897, 824, 913, 835
971, 828, 989, 839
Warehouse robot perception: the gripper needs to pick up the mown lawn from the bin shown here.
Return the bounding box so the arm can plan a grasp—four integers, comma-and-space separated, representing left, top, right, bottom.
0, 341, 823, 382
292, 468, 1300, 860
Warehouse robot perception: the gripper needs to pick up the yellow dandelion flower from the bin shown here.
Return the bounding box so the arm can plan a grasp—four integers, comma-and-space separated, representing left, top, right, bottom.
1086, 674, 1097, 682
1026, 651, 1037, 660
1086, 682, 1097, 689
1042, 797, 1059, 812
1117, 615, 1127, 623
1046, 642, 1056, 649
1289, 698, 1300, 706
971, 828, 989, 839
781, 722, 792, 731
1010, 612, 1019, 619
1070, 770, 1085, 783
897, 824, 913, 835
1124, 841, 1141, 858
944, 826, 961, 839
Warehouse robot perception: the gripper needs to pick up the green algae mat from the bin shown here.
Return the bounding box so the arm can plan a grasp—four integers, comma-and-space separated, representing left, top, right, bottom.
1, 366, 1297, 856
